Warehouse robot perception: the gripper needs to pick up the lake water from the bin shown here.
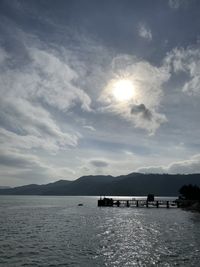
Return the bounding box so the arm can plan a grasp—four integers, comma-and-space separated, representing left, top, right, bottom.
0, 196, 200, 266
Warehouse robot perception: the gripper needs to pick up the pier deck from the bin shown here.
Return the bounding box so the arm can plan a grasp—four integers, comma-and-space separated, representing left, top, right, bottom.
98, 197, 179, 208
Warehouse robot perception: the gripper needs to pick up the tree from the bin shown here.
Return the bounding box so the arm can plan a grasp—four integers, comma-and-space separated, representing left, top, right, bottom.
179, 184, 200, 200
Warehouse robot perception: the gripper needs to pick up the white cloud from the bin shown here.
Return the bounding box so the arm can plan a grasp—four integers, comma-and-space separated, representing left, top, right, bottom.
137, 154, 200, 174
99, 55, 170, 134
0, 34, 95, 184
29, 48, 91, 112
168, 0, 181, 9
168, 0, 188, 9
0, 44, 93, 152
0, 47, 9, 64
138, 24, 152, 41
0, 98, 79, 152
165, 46, 200, 95
83, 125, 96, 131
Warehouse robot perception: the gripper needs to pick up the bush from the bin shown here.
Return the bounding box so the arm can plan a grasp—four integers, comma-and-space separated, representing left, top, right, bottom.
179, 184, 200, 200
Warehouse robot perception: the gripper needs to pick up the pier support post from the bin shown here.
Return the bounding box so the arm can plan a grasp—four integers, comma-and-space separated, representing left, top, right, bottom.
136, 200, 139, 207
126, 200, 129, 207
156, 201, 159, 208
146, 201, 149, 208
166, 201, 169, 208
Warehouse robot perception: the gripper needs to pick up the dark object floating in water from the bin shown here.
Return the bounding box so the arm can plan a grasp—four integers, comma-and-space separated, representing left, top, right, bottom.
78, 203, 83, 206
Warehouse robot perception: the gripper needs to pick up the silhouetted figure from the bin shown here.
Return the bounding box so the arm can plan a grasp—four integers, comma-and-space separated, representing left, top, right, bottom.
147, 194, 154, 202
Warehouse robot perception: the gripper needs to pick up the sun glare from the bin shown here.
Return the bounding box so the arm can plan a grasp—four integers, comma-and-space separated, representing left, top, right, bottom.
112, 79, 135, 101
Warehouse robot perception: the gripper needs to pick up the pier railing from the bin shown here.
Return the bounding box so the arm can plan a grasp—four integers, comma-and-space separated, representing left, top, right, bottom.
98, 197, 179, 208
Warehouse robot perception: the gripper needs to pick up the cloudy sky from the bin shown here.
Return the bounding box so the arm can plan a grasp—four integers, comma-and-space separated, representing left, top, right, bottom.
1, 0, 200, 186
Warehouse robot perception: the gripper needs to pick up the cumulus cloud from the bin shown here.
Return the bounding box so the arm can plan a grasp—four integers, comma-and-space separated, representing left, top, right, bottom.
99, 55, 170, 134
130, 103, 167, 134
137, 154, 200, 174
138, 24, 152, 41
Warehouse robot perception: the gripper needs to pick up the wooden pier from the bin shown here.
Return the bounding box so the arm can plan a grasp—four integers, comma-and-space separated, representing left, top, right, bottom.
98, 196, 179, 208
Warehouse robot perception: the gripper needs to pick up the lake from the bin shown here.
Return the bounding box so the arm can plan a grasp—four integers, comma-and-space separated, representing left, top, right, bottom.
0, 196, 200, 266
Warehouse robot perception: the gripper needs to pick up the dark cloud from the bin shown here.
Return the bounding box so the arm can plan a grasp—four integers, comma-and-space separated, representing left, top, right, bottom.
131, 104, 152, 121
0, 150, 44, 169
90, 160, 109, 168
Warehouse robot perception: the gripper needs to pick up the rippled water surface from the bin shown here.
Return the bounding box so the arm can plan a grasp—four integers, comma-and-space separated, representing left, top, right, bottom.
0, 196, 200, 266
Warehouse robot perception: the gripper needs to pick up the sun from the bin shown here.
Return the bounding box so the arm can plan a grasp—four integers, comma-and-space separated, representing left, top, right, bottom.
112, 79, 135, 101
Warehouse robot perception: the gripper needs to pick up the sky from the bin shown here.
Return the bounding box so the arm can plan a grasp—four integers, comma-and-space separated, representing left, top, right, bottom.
1, 0, 200, 186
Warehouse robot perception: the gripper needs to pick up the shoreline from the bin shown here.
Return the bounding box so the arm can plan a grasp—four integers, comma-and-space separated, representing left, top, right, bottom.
179, 200, 200, 212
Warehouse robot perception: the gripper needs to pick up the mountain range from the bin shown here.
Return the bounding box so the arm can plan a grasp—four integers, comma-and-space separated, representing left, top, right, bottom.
0, 173, 200, 196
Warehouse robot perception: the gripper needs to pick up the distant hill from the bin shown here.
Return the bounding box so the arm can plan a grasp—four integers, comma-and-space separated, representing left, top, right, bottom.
0, 173, 200, 196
